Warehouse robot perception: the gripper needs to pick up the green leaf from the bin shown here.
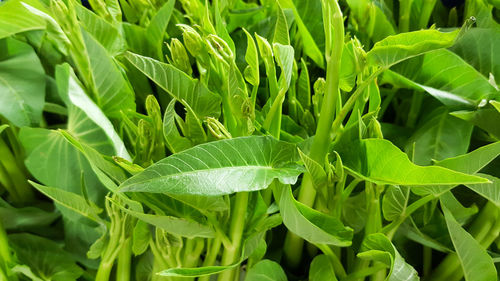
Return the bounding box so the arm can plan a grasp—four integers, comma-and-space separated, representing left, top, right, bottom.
243, 28, 259, 86
0, 0, 46, 39
346, 0, 396, 42
276, 0, 324, 67
441, 200, 497, 281
162, 99, 193, 153
358, 233, 419, 281
119, 136, 304, 195
366, 29, 458, 68
435, 142, 500, 174
112, 199, 215, 238
82, 29, 136, 119
124, 51, 221, 119
0, 202, 59, 230
75, 4, 126, 55
273, 4, 289, 46
383, 186, 410, 221
451, 28, 500, 85
245, 260, 287, 281
309, 255, 338, 281
335, 138, 488, 186
132, 220, 150, 256
158, 263, 239, 277
9, 233, 83, 281
387, 49, 497, 109
19, 127, 108, 205
298, 149, 327, 190
465, 174, 500, 207
28, 181, 102, 223
146, 0, 175, 57
451, 105, 500, 140
405, 107, 473, 165
273, 43, 295, 92
0, 38, 45, 126
277, 184, 353, 246
55, 63, 131, 159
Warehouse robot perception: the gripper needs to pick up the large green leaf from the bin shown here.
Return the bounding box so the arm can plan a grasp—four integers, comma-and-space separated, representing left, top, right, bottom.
28, 181, 102, 223
82, 29, 135, 118
435, 142, 500, 174
75, 4, 126, 55
335, 138, 488, 186
405, 107, 473, 165
387, 49, 497, 109
55, 64, 131, 159
441, 201, 497, 281
346, 0, 396, 43
309, 255, 337, 281
19, 127, 107, 205
245, 260, 287, 281
0, 0, 46, 39
111, 199, 215, 238
120, 136, 303, 195
0, 38, 45, 127
277, 184, 353, 246
451, 28, 500, 86
366, 29, 458, 68
451, 105, 500, 140
358, 233, 419, 281
276, 0, 324, 67
146, 0, 175, 57
9, 233, 83, 281
124, 51, 221, 119
382, 186, 410, 221
465, 174, 500, 207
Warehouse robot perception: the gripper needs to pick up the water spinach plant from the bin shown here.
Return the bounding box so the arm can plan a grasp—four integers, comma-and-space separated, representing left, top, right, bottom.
1, 0, 500, 280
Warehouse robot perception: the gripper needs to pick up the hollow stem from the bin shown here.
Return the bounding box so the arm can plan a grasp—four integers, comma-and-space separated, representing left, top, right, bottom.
217, 192, 249, 281
284, 0, 344, 267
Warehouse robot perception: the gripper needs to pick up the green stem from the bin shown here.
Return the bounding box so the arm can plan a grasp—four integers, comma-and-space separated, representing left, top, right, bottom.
0, 139, 33, 204
316, 244, 346, 278
285, 0, 345, 267
406, 92, 423, 128
423, 246, 432, 277
418, 0, 437, 28
95, 261, 114, 281
116, 238, 132, 281
218, 192, 249, 281
0, 221, 17, 281
199, 239, 221, 281
399, 0, 413, 32
352, 183, 382, 281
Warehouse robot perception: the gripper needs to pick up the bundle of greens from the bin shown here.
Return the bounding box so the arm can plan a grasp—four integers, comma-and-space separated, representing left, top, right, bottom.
1, 0, 500, 280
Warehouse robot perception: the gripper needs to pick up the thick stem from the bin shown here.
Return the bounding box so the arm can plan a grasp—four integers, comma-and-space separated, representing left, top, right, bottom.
418, 0, 437, 28
116, 238, 132, 281
199, 239, 221, 281
217, 192, 249, 281
399, 0, 413, 32
285, 0, 344, 267
95, 261, 114, 281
